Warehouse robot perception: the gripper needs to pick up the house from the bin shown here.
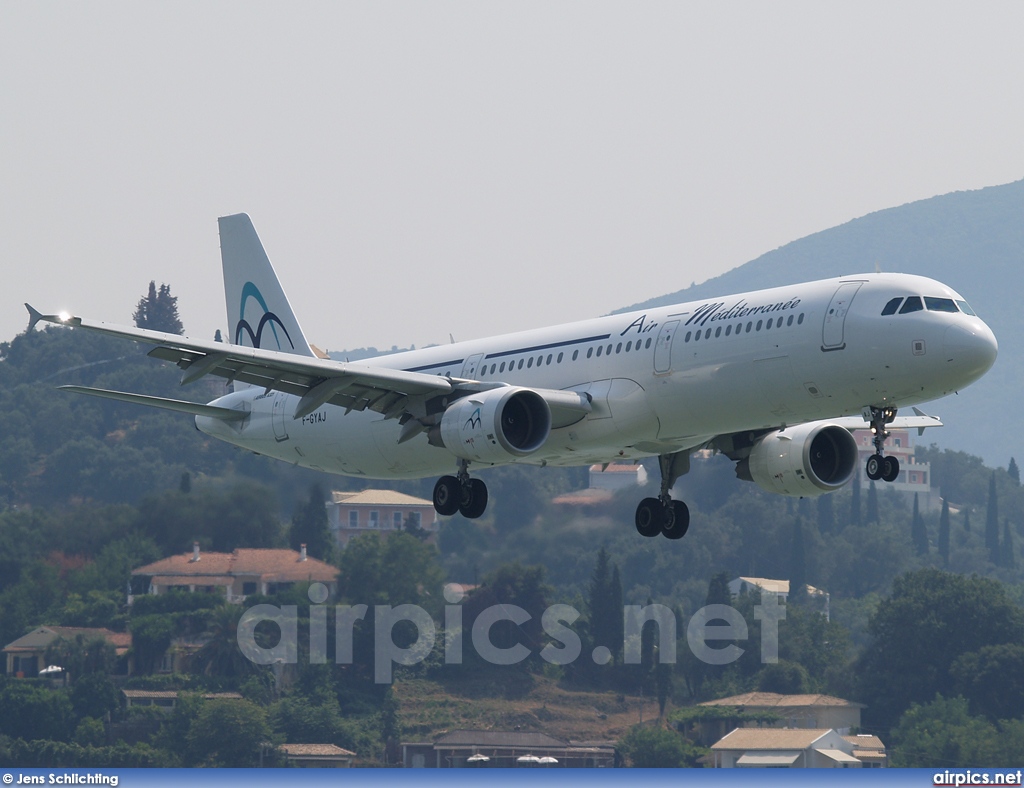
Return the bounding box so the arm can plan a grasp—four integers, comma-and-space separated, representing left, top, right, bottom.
553, 463, 647, 509
122, 689, 243, 711
698, 692, 865, 737
131, 545, 339, 603
277, 743, 356, 767
843, 734, 888, 767
710, 727, 867, 768
402, 730, 616, 768
325, 489, 438, 548
3, 625, 132, 678
728, 577, 830, 619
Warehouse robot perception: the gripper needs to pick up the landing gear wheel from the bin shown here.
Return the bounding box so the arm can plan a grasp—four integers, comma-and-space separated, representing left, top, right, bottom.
662, 500, 690, 540
881, 455, 900, 483
635, 497, 663, 537
866, 454, 883, 481
459, 478, 489, 519
433, 475, 462, 516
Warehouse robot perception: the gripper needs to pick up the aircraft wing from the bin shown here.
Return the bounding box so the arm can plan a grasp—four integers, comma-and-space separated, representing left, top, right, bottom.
29, 308, 455, 420
829, 408, 943, 436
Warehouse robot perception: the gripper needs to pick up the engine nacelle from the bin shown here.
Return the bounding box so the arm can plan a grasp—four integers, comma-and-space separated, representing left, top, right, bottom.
438, 387, 551, 464
740, 422, 858, 497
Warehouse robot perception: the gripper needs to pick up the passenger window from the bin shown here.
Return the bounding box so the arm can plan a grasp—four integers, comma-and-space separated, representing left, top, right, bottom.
766, 318, 773, 329
626, 340, 633, 351
881, 297, 903, 316
645, 338, 652, 349
900, 297, 924, 314
573, 350, 579, 360
587, 348, 593, 358
694, 330, 701, 342
499, 362, 506, 373
756, 320, 763, 331
615, 343, 622, 354
517, 359, 524, 370
925, 297, 959, 313
797, 313, 804, 325
596, 346, 603, 357
557, 352, 563, 363
527, 357, 534, 368
787, 315, 794, 327
746, 322, 753, 332
715, 327, 721, 338
607, 344, 613, 354
725, 325, 732, 336
704, 328, 712, 339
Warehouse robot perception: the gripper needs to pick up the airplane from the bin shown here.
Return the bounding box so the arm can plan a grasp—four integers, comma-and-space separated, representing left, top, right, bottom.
27, 213, 998, 539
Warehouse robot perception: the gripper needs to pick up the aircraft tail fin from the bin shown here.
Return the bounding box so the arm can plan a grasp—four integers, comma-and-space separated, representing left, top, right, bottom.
219, 213, 316, 357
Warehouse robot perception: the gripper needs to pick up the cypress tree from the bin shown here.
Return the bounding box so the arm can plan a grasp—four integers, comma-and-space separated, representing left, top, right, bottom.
850, 478, 862, 526
866, 481, 880, 523
911, 493, 928, 556
938, 497, 951, 567
1002, 519, 1016, 569
133, 281, 184, 334
790, 517, 807, 602
705, 571, 732, 607
1009, 457, 1020, 486
963, 507, 971, 533
609, 564, 624, 660
817, 493, 835, 534
589, 548, 618, 658
986, 472, 1000, 560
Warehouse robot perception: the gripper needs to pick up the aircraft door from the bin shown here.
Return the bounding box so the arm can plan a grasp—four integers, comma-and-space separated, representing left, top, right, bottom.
272, 392, 289, 442
654, 320, 679, 374
461, 353, 485, 379
822, 282, 863, 351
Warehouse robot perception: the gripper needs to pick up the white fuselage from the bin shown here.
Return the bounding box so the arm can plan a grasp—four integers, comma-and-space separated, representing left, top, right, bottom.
196, 273, 997, 479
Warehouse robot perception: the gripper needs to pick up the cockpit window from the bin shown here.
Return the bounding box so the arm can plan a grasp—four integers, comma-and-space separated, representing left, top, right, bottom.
881, 297, 903, 316
925, 297, 959, 313
899, 296, 924, 314
956, 300, 977, 316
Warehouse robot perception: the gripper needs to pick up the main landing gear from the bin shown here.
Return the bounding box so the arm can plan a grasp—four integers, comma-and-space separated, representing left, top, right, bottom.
865, 406, 900, 483
635, 452, 691, 540
433, 461, 489, 519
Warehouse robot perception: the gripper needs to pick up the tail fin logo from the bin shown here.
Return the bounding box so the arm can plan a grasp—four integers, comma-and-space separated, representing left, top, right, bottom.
235, 282, 295, 351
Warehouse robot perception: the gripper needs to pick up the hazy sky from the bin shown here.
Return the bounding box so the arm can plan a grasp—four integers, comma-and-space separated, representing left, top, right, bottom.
3, 2, 1023, 352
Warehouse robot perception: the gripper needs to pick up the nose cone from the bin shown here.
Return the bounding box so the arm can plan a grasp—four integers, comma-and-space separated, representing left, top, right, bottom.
944, 322, 998, 384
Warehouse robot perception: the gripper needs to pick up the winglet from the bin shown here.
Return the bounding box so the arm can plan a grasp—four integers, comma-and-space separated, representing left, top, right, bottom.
24, 303, 43, 332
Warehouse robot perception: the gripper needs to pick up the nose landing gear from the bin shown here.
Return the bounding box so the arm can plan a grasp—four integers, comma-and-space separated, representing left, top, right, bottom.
635, 452, 691, 539
865, 406, 900, 483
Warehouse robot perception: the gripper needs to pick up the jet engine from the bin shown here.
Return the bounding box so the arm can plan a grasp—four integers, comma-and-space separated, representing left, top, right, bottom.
738, 422, 859, 497
437, 387, 552, 464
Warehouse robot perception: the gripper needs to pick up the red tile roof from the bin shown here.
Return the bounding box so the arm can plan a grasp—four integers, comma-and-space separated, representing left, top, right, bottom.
134, 548, 338, 584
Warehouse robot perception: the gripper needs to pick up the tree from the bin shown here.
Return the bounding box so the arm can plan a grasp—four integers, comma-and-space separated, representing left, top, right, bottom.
866, 481, 879, 523
890, 695, 1000, 767
1002, 519, 1016, 569
816, 493, 835, 534
1009, 457, 1020, 486
790, 518, 807, 600
288, 483, 332, 562
857, 569, 1024, 733
617, 725, 704, 768
985, 472, 1000, 559
133, 281, 183, 334
757, 660, 810, 694
938, 497, 951, 567
951, 644, 1024, 721
850, 478, 861, 526
185, 698, 270, 767
911, 493, 928, 556
588, 548, 621, 661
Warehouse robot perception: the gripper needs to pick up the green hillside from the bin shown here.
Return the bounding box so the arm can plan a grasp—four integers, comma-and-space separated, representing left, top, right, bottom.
617, 178, 1024, 465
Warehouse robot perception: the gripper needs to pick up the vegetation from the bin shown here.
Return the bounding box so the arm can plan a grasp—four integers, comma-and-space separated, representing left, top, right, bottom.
1, 283, 1023, 767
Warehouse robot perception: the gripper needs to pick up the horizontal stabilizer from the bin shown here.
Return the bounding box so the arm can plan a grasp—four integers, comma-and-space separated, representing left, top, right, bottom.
58, 386, 247, 421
